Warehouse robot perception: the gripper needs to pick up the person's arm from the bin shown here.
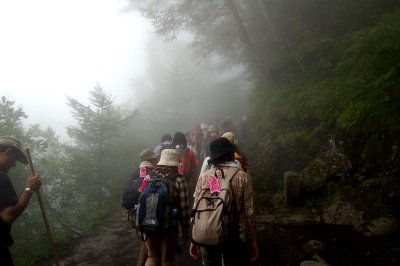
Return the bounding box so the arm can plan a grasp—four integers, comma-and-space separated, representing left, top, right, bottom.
0, 174, 41, 224
199, 157, 210, 175
176, 177, 190, 241
241, 173, 259, 262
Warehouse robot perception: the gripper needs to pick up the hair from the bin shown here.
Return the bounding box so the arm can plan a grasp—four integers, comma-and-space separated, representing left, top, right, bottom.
208, 151, 235, 165
161, 134, 172, 142
156, 165, 177, 174
172, 132, 187, 148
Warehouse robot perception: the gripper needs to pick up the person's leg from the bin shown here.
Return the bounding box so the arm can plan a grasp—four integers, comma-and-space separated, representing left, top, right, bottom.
137, 240, 148, 266
145, 235, 161, 266
200, 246, 222, 266
0, 247, 14, 266
160, 232, 178, 266
222, 237, 248, 266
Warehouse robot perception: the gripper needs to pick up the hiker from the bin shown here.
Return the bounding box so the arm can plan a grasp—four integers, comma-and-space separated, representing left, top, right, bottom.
221, 131, 249, 173
142, 149, 190, 266
127, 148, 159, 266
172, 132, 198, 200
191, 123, 203, 160
154, 134, 173, 155
199, 131, 248, 175
189, 138, 258, 266
184, 131, 197, 157
0, 136, 42, 265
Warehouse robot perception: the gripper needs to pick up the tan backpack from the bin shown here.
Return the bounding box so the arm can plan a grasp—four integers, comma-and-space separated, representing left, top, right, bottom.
191, 166, 240, 246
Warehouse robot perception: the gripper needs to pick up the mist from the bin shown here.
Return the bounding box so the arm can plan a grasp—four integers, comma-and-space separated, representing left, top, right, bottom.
2, 0, 400, 265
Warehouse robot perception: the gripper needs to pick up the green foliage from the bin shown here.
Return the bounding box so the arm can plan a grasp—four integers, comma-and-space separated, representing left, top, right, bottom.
0, 96, 27, 137
250, 5, 400, 194
66, 85, 137, 207
1, 87, 137, 265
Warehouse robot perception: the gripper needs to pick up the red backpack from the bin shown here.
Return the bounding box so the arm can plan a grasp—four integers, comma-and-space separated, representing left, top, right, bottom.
176, 146, 195, 180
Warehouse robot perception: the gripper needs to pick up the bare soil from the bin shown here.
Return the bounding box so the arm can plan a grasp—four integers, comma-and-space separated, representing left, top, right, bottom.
36, 208, 201, 266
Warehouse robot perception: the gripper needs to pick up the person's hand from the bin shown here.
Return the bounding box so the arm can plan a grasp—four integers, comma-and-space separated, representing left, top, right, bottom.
189, 242, 200, 260
249, 238, 259, 263
26, 174, 41, 191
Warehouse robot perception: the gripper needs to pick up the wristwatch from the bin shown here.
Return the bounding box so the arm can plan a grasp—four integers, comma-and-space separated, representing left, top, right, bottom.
25, 187, 34, 195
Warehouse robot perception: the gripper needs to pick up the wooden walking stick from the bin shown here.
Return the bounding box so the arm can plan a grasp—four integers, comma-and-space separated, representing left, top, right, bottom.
25, 147, 60, 266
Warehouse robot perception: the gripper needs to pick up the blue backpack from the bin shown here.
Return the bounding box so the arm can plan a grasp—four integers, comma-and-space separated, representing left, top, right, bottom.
136, 172, 179, 240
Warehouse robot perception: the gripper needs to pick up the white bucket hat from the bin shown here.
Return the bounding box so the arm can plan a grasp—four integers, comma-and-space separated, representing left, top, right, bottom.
157, 149, 180, 167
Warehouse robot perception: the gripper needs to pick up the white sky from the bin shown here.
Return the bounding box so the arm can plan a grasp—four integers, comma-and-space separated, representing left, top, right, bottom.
0, 0, 151, 138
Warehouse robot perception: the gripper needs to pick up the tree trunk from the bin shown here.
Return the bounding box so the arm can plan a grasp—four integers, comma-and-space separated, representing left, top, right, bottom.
223, 0, 273, 80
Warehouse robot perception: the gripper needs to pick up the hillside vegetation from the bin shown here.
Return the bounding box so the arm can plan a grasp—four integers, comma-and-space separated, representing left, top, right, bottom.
1, 1, 400, 264
246, 1, 400, 216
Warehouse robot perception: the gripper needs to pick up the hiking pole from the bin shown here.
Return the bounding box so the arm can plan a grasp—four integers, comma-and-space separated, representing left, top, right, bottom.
25, 147, 60, 266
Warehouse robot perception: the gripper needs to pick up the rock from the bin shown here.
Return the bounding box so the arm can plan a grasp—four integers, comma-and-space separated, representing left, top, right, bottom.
363, 217, 398, 237
300, 261, 329, 266
302, 240, 326, 254
300, 254, 330, 266
375, 247, 400, 265
298, 149, 352, 194
322, 201, 365, 230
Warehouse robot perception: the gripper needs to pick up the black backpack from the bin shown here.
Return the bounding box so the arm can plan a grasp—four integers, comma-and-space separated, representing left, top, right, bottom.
121, 168, 141, 210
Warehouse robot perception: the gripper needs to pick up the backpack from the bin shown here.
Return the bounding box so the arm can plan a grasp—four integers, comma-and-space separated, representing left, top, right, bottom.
191, 167, 240, 247
135, 172, 179, 240
176, 146, 194, 180
121, 168, 141, 210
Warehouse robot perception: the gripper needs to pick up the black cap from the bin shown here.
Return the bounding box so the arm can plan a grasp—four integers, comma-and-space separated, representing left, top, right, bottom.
209, 137, 235, 161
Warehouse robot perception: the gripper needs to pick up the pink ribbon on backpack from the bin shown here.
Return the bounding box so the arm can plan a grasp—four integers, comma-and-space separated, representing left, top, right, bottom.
138, 175, 150, 192
208, 175, 220, 193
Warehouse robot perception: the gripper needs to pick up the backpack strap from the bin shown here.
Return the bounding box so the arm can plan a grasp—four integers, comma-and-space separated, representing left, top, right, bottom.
206, 166, 240, 183
224, 167, 240, 183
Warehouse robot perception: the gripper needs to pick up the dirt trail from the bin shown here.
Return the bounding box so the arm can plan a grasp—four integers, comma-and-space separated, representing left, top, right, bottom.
39, 208, 201, 266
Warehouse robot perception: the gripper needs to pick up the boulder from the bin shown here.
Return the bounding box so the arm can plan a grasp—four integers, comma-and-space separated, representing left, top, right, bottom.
322, 201, 365, 230
298, 143, 352, 194
302, 239, 326, 254
363, 217, 398, 237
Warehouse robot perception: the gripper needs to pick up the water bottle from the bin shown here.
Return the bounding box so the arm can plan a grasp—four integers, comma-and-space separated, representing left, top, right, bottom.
172, 208, 178, 228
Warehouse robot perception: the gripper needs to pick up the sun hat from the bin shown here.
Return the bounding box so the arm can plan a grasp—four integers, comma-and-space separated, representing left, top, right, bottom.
222, 131, 238, 145
161, 134, 172, 143
139, 148, 159, 161
157, 149, 180, 167
0, 136, 28, 164
201, 123, 207, 130
209, 137, 235, 161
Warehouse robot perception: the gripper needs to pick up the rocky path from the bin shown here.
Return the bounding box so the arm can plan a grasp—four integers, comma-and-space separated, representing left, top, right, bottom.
39, 208, 201, 266
36, 206, 400, 265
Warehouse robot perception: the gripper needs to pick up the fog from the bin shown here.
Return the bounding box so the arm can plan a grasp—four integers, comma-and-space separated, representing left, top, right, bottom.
1, 0, 251, 142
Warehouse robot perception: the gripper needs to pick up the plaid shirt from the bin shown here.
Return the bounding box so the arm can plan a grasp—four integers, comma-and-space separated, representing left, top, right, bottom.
193, 166, 256, 240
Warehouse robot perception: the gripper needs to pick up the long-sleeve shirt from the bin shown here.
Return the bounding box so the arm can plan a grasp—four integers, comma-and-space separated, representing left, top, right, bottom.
172, 175, 190, 236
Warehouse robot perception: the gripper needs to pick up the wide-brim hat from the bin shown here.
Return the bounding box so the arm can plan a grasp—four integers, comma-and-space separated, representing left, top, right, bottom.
222, 131, 238, 145
0, 136, 28, 164
139, 148, 159, 161
157, 149, 180, 167
209, 137, 235, 161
